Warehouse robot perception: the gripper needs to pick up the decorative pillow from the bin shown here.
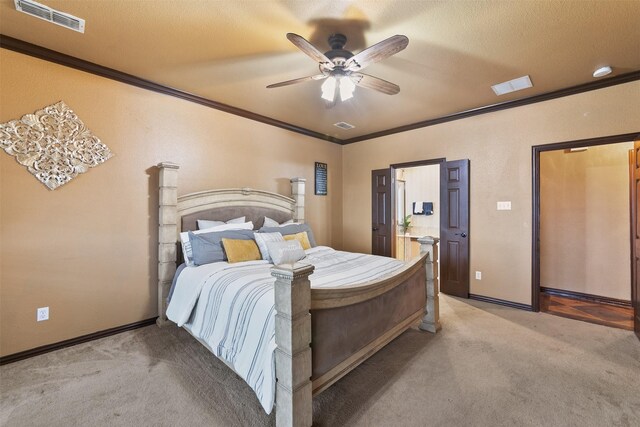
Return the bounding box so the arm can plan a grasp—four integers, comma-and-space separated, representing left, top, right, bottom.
197, 216, 246, 230
188, 229, 255, 266
221, 238, 261, 263
266, 240, 307, 265
259, 223, 317, 247
254, 232, 284, 262
181, 222, 253, 266
283, 231, 311, 250
263, 216, 295, 228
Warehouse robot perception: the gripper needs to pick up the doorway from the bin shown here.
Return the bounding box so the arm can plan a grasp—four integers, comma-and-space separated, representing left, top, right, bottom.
532, 132, 639, 332
371, 158, 471, 298
394, 163, 441, 260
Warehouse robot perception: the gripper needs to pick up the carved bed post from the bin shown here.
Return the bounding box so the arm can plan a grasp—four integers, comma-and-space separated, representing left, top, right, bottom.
290, 178, 306, 223
271, 263, 315, 427
157, 162, 180, 327
418, 236, 441, 333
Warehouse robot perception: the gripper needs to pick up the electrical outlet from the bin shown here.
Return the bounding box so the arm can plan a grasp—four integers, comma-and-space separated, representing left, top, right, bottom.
475, 271, 482, 280
497, 201, 512, 210
37, 307, 49, 322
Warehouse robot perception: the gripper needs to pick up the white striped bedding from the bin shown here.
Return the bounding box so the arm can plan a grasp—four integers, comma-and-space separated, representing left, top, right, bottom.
166, 246, 404, 413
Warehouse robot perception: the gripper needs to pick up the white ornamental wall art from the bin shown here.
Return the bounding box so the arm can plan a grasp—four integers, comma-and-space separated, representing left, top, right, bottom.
0, 101, 113, 190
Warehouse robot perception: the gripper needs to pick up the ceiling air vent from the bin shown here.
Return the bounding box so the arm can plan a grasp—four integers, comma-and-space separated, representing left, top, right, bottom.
334, 121, 355, 130
491, 75, 533, 96
15, 0, 85, 33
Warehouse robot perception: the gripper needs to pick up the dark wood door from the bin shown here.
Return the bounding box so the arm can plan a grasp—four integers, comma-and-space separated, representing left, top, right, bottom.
371, 168, 393, 257
632, 142, 640, 339
440, 159, 470, 297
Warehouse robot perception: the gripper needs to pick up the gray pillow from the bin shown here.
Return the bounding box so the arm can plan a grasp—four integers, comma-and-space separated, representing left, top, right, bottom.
254, 232, 284, 262
267, 240, 306, 265
258, 223, 317, 247
189, 229, 255, 266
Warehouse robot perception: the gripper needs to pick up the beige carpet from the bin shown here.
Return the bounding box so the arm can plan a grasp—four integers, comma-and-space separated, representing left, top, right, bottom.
1, 295, 638, 427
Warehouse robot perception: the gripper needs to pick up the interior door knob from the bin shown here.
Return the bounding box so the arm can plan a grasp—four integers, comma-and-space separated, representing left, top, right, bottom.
372, 227, 379, 231
461, 232, 467, 238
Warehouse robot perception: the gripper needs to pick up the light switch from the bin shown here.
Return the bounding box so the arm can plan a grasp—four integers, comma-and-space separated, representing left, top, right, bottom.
497, 201, 512, 210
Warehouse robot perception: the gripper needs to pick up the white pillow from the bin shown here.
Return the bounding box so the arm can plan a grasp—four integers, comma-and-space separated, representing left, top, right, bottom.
197, 216, 246, 230
180, 221, 253, 266
254, 232, 284, 262
263, 216, 296, 228
197, 219, 224, 229
266, 240, 306, 265
226, 216, 246, 224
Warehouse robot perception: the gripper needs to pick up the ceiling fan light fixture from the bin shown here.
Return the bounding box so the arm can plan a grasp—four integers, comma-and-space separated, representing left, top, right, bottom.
321, 77, 337, 101
339, 76, 356, 101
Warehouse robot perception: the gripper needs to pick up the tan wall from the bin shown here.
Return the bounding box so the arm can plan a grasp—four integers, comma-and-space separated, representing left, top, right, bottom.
2, 46, 638, 355
342, 81, 639, 305
540, 143, 632, 300
0, 50, 342, 356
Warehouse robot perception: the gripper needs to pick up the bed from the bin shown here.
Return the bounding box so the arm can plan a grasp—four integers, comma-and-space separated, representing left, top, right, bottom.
155, 162, 441, 427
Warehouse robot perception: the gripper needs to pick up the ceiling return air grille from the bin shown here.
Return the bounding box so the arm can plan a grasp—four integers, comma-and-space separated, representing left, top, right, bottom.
334, 121, 356, 130
14, 0, 85, 33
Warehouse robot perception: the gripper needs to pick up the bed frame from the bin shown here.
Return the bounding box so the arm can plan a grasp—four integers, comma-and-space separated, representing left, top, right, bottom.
156, 162, 441, 427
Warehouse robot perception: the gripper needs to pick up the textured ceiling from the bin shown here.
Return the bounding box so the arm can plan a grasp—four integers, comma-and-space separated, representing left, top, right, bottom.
1, 0, 639, 140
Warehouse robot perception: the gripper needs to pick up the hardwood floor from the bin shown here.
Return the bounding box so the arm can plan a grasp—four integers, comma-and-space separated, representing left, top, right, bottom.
540, 292, 634, 331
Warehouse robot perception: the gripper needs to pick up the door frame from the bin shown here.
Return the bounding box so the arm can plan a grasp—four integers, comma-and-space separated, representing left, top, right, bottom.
389, 158, 446, 258
531, 132, 640, 312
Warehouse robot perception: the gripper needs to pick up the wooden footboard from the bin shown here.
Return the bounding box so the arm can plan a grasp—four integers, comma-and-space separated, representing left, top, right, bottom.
310, 253, 427, 395
271, 237, 440, 427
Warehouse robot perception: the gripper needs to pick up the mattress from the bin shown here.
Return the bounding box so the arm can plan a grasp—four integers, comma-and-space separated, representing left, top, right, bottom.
166, 246, 404, 413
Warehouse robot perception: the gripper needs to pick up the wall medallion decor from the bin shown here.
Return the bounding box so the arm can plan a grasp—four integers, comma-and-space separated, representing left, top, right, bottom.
0, 101, 112, 190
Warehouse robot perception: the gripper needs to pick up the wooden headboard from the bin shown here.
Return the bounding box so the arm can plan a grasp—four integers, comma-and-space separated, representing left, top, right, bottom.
155, 162, 306, 325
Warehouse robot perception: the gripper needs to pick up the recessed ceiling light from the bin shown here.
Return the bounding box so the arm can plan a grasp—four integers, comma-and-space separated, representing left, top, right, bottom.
592, 66, 612, 78
491, 75, 533, 96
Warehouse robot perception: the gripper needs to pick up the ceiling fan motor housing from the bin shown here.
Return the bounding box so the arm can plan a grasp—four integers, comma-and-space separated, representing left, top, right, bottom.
322, 34, 353, 73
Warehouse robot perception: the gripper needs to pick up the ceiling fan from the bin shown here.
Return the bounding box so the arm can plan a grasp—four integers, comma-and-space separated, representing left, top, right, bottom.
267, 33, 409, 102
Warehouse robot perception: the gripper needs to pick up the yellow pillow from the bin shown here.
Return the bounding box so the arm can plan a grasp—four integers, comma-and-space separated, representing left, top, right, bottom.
221, 238, 261, 263
283, 231, 311, 250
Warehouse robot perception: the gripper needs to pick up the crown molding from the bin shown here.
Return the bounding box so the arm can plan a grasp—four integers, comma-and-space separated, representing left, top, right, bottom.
2, 34, 638, 146
0, 35, 344, 145
342, 70, 640, 144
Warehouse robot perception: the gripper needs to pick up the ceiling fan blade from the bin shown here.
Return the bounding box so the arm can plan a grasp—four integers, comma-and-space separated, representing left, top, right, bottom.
286, 33, 335, 70
351, 72, 400, 95
266, 74, 327, 89
344, 35, 409, 72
